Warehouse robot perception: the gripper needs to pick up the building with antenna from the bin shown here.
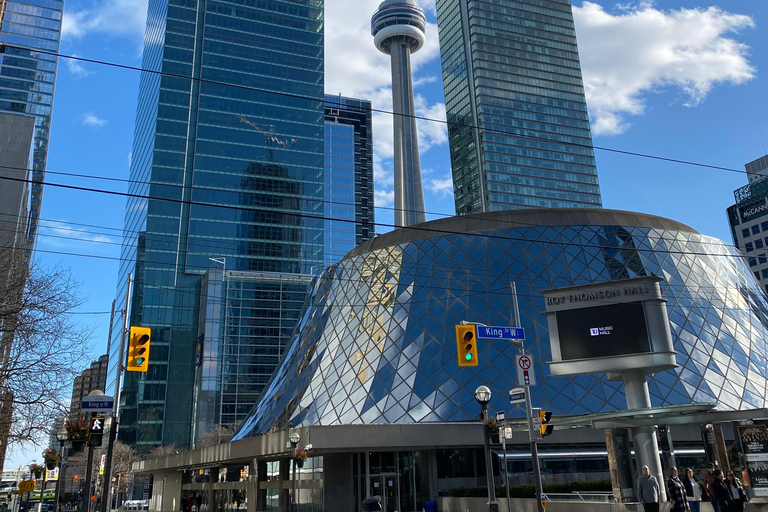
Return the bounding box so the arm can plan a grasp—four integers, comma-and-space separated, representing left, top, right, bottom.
109, 0, 326, 452
434, 0, 602, 213
727, 154, 768, 293
371, 0, 427, 228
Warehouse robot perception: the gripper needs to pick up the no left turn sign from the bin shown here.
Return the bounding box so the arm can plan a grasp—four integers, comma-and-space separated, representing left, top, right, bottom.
515, 354, 536, 386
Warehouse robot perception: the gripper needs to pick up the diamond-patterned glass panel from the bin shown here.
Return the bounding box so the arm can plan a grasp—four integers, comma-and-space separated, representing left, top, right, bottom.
233, 219, 768, 439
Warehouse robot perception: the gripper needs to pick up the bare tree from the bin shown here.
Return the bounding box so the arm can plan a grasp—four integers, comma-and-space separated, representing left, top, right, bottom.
144, 443, 185, 460
195, 423, 239, 449
0, 244, 93, 465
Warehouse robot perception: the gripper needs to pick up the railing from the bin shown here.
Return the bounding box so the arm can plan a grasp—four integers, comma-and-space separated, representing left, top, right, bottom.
541, 492, 614, 503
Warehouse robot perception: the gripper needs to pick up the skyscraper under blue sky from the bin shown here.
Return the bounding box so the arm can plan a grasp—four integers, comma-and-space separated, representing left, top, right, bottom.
324, 94, 374, 266
0, 0, 63, 248
108, 0, 324, 451
435, 0, 602, 214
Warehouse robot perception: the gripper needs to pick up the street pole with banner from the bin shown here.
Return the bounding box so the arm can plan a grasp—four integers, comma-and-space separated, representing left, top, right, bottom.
737, 424, 768, 497
496, 412, 512, 512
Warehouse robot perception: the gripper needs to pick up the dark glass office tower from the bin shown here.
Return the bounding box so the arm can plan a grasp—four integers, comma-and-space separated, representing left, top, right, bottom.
435, 0, 602, 213
108, 0, 324, 451
324, 95, 374, 266
0, 0, 63, 248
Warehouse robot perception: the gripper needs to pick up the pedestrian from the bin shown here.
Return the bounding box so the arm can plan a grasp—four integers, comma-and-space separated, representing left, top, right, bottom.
195, 495, 202, 512
703, 462, 719, 512
711, 469, 735, 512
682, 467, 703, 512
637, 465, 661, 512
667, 466, 690, 511
725, 470, 747, 512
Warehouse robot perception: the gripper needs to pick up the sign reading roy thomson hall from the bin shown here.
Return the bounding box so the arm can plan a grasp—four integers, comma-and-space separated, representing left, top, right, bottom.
542, 276, 677, 377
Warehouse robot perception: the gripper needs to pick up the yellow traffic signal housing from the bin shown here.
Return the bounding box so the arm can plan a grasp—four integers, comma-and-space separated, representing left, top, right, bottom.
127, 326, 151, 372
539, 410, 553, 437
455, 325, 478, 367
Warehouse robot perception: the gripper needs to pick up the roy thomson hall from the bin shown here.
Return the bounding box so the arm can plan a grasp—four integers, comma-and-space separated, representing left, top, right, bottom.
133, 209, 768, 512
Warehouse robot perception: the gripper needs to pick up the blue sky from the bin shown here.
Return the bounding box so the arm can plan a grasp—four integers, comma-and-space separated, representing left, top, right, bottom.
6, 0, 767, 464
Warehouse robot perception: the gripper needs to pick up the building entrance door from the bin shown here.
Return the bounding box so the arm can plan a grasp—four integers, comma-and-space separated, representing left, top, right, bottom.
368, 475, 399, 512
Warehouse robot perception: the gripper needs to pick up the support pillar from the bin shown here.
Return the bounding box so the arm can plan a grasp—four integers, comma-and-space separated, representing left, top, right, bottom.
623, 371, 666, 502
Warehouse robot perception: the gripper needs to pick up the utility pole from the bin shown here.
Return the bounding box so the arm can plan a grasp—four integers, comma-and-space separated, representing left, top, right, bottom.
101, 275, 132, 512
512, 283, 545, 512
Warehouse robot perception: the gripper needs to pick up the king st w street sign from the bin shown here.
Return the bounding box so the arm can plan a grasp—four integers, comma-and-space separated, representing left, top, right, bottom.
476, 326, 525, 340
81, 396, 114, 414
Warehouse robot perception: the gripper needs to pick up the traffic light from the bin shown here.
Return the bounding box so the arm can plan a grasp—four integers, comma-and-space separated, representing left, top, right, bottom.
539, 410, 553, 437
127, 326, 151, 372
88, 416, 105, 447
455, 325, 478, 367
73, 475, 79, 483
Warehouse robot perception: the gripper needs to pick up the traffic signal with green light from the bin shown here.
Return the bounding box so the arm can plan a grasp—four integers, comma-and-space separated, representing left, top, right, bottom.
539, 410, 553, 437
455, 325, 478, 367
127, 326, 151, 372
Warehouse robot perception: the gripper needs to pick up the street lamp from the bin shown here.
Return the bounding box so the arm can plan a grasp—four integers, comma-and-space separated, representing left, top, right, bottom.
474, 386, 498, 512
54, 427, 68, 512
289, 432, 299, 512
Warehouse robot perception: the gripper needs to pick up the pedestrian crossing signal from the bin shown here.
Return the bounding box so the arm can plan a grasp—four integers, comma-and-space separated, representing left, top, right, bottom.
455, 325, 478, 367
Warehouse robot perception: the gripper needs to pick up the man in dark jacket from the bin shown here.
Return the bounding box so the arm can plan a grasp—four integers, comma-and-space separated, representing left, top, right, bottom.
711, 469, 734, 512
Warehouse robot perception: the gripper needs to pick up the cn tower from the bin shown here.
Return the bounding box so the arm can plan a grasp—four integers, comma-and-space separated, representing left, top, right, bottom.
372, 0, 427, 227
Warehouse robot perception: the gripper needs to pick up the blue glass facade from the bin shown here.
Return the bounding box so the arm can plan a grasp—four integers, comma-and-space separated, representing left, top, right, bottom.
233, 209, 768, 437
435, 0, 602, 214
323, 94, 374, 266
0, 0, 63, 248
108, 0, 324, 451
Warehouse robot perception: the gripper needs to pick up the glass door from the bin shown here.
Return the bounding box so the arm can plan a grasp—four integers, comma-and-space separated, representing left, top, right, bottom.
383, 475, 398, 512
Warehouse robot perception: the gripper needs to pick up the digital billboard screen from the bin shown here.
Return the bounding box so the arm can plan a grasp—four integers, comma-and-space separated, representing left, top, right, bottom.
555, 301, 650, 360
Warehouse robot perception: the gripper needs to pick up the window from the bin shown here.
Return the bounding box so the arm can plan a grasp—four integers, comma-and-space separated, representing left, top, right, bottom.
749, 257, 757, 267
743, 228, 751, 238
746, 242, 754, 252
761, 221, 768, 231
760, 256, 767, 264
762, 269, 768, 279
757, 239, 764, 249
753, 225, 761, 235
755, 272, 761, 281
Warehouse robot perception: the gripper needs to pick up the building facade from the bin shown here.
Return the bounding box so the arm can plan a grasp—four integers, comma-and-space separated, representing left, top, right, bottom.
727, 155, 768, 293
69, 354, 109, 420
435, 0, 602, 214
0, 0, 63, 249
323, 95, 374, 266
135, 208, 768, 512
191, 269, 312, 447
108, 0, 325, 452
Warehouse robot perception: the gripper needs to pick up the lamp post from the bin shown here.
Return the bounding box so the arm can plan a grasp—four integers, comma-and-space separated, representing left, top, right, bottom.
289, 432, 299, 512
474, 386, 499, 512
54, 427, 68, 512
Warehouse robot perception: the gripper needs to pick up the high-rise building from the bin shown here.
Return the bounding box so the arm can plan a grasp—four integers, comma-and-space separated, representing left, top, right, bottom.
324, 95, 374, 266
727, 155, 768, 293
109, 0, 325, 451
0, 0, 64, 249
435, 0, 602, 214
69, 354, 108, 420
371, 0, 427, 227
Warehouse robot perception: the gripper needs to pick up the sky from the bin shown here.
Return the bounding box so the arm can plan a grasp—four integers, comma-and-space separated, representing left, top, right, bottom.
5, 0, 767, 466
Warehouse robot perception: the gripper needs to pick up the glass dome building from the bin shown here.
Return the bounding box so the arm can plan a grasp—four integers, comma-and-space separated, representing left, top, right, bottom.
234, 208, 768, 438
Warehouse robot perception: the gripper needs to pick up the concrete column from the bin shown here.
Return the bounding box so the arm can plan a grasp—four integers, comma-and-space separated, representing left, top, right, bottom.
389, 41, 425, 228
623, 371, 666, 502
713, 423, 731, 472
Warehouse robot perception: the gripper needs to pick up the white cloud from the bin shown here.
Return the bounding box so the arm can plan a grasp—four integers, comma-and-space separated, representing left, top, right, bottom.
65, 55, 91, 78
428, 176, 454, 198
39, 220, 116, 248
573, 2, 756, 136
413, 75, 438, 88
81, 113, 107, 127
62, 0, 148, 41
374, 190, 395, 208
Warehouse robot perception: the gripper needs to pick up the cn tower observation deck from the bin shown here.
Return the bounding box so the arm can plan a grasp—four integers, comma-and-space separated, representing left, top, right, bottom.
371, 0, 427, 228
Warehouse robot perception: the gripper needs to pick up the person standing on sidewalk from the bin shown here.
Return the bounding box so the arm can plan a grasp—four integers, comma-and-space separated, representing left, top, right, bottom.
638, 465, 661, 512
683, 467, 703, 512
667, 467, 690, 512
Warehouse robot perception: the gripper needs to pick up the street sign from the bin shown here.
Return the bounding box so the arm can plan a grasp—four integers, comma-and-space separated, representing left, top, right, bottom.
533, 415, 542, 428
476, 326, 525, 340
495, 411, 505, 425
18, 481, 34, 494
516, 354, 536, 386
509, 387, 526, 404
81, 396, 114, 414
504, 427, 513, 439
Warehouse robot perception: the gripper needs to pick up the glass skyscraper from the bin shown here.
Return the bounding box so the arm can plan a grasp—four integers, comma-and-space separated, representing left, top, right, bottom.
0, 0, 63, 248
324, 95, 374, 266
109, 0, 324, 451
435, 0, 602, 214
